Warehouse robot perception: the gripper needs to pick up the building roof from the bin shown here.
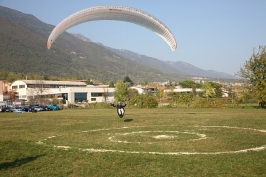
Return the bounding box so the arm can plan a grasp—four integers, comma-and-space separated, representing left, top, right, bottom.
17, 80, 87, 86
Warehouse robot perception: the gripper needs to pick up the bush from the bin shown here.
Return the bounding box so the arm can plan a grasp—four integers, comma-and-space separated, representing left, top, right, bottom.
130, 95, 158, 108
192, 98, 227, 108
145, 96, 158, 108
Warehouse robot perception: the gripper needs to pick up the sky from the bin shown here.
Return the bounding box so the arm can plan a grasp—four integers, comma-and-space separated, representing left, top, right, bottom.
1, 0, 266, 75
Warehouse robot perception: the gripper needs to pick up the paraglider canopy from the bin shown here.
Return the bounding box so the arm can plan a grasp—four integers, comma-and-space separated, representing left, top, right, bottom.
47, 5, 177, 51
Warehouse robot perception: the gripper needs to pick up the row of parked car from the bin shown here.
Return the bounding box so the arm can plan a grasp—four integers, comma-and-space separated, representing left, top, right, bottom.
0, 104, 60, 113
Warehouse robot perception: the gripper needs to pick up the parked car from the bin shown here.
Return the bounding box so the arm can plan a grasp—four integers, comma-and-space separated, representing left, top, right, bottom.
25, 105, 41, 112
1, 107, 13, 112
34, 106, 44, 112
21, 106, 34, 112
46, 104, 60, 110
40, 105, 52, 111
13, 109, 26, 113
21, 106, 30, 112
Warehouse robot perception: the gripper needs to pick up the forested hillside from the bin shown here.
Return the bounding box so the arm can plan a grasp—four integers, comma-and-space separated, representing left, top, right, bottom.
0, 6, 176, 83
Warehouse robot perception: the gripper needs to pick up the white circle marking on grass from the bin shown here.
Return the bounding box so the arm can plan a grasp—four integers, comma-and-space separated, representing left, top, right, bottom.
36, 126, 266, 155
108, 130, 206, 144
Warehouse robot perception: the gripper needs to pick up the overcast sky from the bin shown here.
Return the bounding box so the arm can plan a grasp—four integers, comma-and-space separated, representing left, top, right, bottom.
1, 0, 266, 75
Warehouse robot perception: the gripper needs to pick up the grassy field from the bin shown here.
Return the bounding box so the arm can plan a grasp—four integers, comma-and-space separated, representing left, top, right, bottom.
0, 108, 266, 176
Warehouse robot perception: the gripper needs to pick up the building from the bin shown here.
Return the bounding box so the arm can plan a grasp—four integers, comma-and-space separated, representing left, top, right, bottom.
0, 81, 4, 104
0, 80, 12, 106
130, 85, 157, 95
164, 86, 202, 94
10, 80, 115, 105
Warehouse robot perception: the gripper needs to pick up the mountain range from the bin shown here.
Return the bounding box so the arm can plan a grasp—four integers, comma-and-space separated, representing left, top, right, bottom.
106, 47, 236, 79
0, 6, 236, 83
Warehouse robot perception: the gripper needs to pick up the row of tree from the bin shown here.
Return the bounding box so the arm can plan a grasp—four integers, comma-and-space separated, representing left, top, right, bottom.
112, 78, 234, 108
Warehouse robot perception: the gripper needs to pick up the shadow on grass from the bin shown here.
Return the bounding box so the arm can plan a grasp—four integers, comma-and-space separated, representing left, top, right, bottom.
0, 154, 45, 170
124, 119, 133, 122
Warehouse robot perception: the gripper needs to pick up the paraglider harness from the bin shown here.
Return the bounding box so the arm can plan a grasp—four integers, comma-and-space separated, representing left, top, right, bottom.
111, 102, 127, 118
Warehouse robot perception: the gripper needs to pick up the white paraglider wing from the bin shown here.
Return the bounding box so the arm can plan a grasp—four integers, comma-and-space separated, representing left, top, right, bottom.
47, 5, 177, 51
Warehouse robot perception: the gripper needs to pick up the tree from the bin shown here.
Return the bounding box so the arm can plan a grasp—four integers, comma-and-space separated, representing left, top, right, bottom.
30, 80, 49, 105
113, 80, 127, 102
145, 96, 158, 108
123, 76, 134, 87
86, 78, 94, 85
8, 90, 17, 101
156, 88, 167, 106
102, 88, 109, 103
236, 46, 266, 107
179, 93, 194, 107
236, 84, 256, 104
6, 72, 21, 83
202, 82, 215, 99
72, 75, 83, 80
31, 74, 44, 80
209, 82, 223, 97
0, 71, 8, 81
109, 81, 115, 88
178, 80, 202, 88
127, 88, 139, 105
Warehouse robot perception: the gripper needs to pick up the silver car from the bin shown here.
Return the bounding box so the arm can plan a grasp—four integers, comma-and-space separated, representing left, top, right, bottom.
13, 109, 26, 113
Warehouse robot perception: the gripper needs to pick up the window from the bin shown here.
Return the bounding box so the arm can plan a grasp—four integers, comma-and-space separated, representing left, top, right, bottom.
27, 84, 34, 88
12, 85, 18, 90
74, 92, 87, 101
91, 92, 103, 97
62, 93, 68, 100
19, 85, 25, 88
19, 95, 26, 98
108, 92, 114, 97
91, 98, 96, 101
91, 92, 113, 97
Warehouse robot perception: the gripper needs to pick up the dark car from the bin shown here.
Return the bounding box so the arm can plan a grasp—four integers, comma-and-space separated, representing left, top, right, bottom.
29, 106, 38, 112
21, 106, 36, 112
22, 106, 31, 112
1, 107, 13, 112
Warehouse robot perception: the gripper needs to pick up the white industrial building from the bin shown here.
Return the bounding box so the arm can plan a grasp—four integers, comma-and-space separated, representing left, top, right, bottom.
10, 80, 115, 105
164, 87, 203, 94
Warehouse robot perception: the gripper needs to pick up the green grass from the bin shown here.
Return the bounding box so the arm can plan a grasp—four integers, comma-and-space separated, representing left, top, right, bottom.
0, 108, 266, 176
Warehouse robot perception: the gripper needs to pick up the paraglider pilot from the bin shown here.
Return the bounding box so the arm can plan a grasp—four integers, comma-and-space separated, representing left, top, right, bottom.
111, 102, 127, 118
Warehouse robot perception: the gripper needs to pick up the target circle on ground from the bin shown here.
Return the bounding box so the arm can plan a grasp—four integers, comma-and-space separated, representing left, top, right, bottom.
36, 126, 266, 155
108, 130, 206, 144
